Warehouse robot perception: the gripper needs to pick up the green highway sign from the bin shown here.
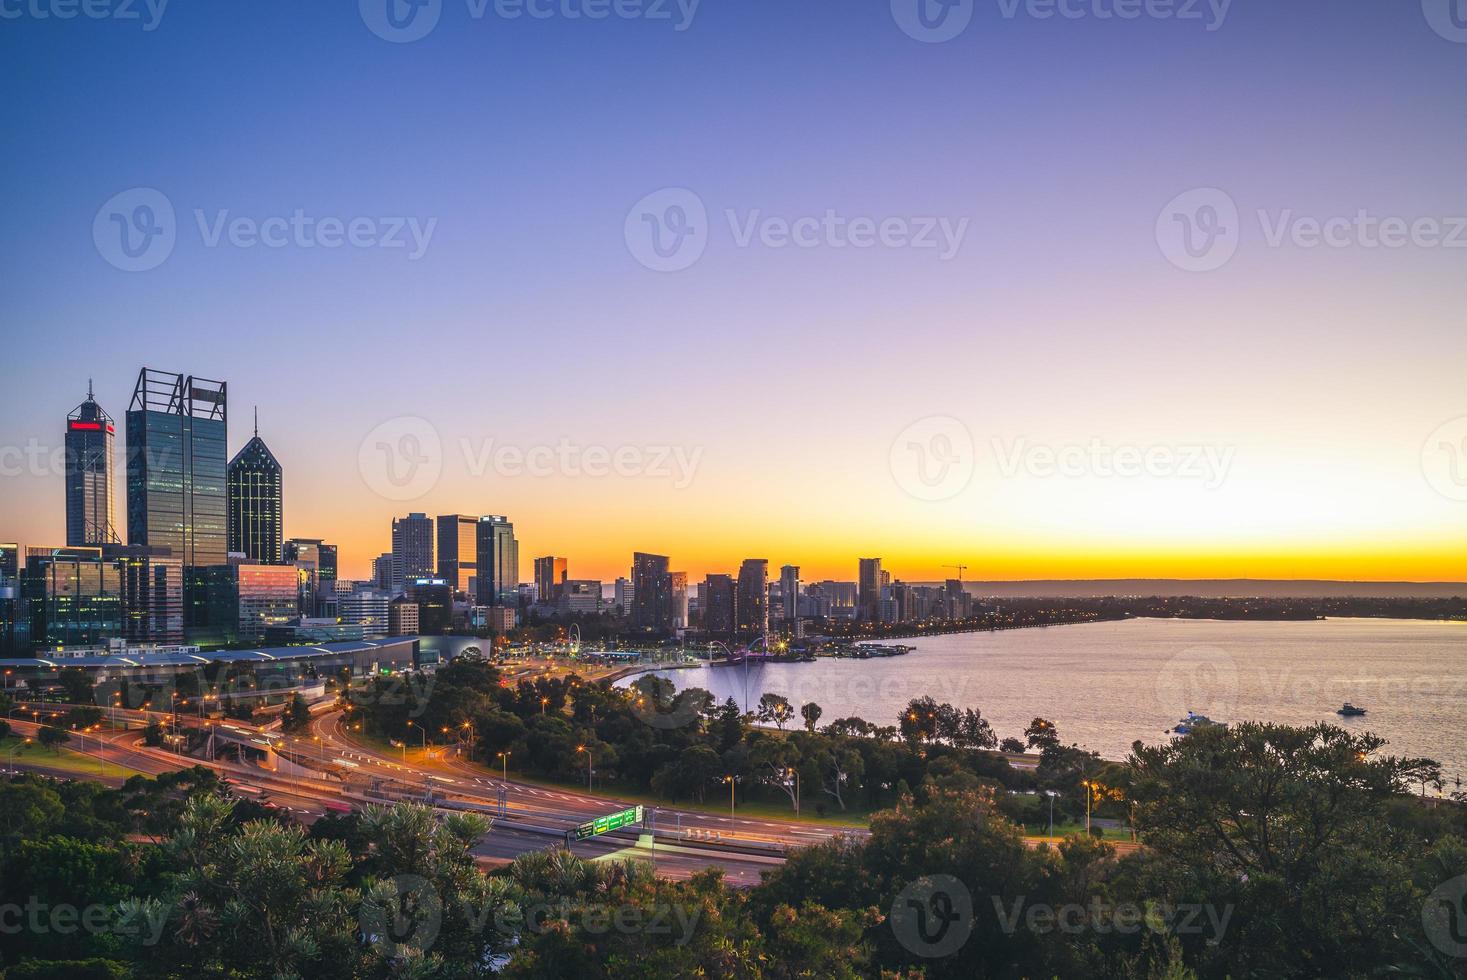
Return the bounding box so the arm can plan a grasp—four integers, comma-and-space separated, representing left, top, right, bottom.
572, 805, 644, 841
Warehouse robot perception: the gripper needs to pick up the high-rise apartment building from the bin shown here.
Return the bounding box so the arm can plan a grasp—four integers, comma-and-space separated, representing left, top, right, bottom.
474, 516, 518, 608
435, 515, 478, 594
614, 576, 634, 614
670, 571, 688, 629
227, 412, 283, 564
858, 558, 883, 622
702, 573, 735, 635
630, 552, 672, 632
65, 382, 119, 547
736, 559, 769, 636
779, 564, 801, 623
391, 513, 434, 593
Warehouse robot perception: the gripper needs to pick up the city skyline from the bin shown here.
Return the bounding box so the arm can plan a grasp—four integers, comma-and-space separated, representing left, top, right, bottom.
3, 2, 1466, 584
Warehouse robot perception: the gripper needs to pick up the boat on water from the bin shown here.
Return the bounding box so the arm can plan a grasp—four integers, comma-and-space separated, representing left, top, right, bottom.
1171, 711, 1225, 735
1336, 703, 1367, 717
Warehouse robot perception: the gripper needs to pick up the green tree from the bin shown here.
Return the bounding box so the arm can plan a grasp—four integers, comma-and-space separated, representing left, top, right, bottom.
756, 693, 794, 731
38, 725, 71, 753
800, 701, 823, 732
281, 692, 311, 733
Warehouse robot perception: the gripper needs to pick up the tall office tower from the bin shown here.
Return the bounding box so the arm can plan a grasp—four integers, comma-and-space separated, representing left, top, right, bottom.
534, 556, 568, 604
779, 564, 801, 622
373, 552, 398, 592
126, 370, 227, 632
736, 559, 769, 636
670, 571, 688, 629
0, 544, 17, 582
226, 411, 283, 563
630, 552, 672, 632
944, 578, 971, 619
858, 558, 883, 621
702, 574, 735, 635
390, 513, 434, 593
435, 515, 478, 594
407, 578, 452, 634
318, 543, 338, 585
474, 515, 518, 608
614, 576, 634, 614
65, 382, 119, 546
283, 538, 335, 615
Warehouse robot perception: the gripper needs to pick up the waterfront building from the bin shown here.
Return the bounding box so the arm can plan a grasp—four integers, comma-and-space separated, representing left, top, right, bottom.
736, 559, 769, 636
702, 573, 735, 636
858, 558, 883, 621
436, 515, 478, 594
670, 571, 689, 629
780, 564, 801, 623
65, 382, 119, 547
630, 552, 672, 632
474, 516, 518, 609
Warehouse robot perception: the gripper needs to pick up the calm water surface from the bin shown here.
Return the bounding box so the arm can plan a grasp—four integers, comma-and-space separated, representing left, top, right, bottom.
636, 618, 1467, 779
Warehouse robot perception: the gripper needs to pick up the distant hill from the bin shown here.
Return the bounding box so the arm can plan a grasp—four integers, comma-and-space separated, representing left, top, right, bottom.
917, 579, 1467, 599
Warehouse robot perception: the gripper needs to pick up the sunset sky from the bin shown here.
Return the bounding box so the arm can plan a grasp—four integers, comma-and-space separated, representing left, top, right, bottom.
2, 0, 1465, 583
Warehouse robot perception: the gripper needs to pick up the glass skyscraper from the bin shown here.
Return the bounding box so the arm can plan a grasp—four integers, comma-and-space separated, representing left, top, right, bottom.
391, 513, 434, 594
126, 370, 227, 634
436, 514, 478, 595
227, 412, 283, 563
474, 515, 518, 608
65, 382, 119, 547
126, 369, 228, 567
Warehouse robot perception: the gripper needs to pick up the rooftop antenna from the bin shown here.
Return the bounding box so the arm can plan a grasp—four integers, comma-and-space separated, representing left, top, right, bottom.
254, 406, 259, 438
87, 377, 94, 400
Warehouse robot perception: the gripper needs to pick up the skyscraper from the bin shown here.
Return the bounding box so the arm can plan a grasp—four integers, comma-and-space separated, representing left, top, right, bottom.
474, 515, 518, 608
630, 552, 672, 632
702, 574, 735, 635
126, 369, 228, 567
534, 556, 568, 604
858, 558, 883, 622
391, 513, 434, 594
65, 382, 119, 547
670, 571, 688, 629
436, 515, 478, 594
227, 410, 283, 563
736, 559, 769, 636
0, 544, 18, 582
780, 564, 801, 623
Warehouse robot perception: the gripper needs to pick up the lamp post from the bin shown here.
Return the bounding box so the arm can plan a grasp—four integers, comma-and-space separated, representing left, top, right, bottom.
577, 744, 592, 791
406, 721, 426, 753
786, 767, 800, 816
498, 750, 510, 783
1044, 790, 1058, 840
724, 775, 736, 817
6, 737, 32, 772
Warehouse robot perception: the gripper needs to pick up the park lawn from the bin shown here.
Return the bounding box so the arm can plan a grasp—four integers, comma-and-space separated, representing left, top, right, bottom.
1025, 822, 1135, 842
0, 734, 148, 779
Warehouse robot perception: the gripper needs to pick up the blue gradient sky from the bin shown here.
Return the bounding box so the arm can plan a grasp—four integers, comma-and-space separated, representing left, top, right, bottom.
2, 0, 1466, 582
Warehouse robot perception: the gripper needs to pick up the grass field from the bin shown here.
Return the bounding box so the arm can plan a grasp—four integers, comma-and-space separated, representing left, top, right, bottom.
0, 733, 148, 780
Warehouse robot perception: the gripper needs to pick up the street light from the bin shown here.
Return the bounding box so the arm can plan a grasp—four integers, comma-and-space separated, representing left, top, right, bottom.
498, 750, 510, 782
785, 767, 800, 816
724, 774, 736, 817
406, 720, 426, 752
5, 736, 32, 772
1043, 790, 1058, 840
577, 744, 592, 791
